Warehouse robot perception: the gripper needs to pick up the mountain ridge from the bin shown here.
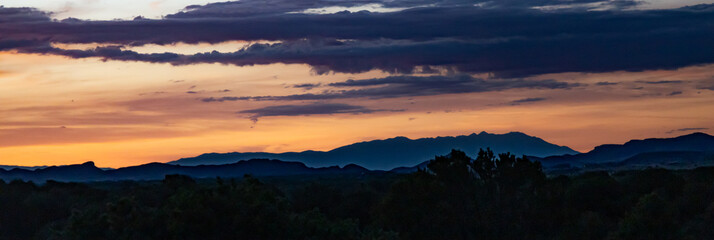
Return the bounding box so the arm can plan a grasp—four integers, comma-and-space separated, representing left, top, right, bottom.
169, 131, 579, 170
537, 132, 714, 168
2, 132, 714, 182
0, 159, 372, 182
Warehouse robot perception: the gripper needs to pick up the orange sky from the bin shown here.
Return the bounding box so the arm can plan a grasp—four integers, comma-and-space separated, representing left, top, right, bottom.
1, 49, 713, 168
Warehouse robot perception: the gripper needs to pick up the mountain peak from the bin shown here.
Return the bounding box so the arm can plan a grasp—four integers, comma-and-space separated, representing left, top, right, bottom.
81, 161, 96, 167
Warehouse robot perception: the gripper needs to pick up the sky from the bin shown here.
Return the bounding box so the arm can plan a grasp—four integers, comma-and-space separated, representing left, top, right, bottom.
1, 0, 714, 168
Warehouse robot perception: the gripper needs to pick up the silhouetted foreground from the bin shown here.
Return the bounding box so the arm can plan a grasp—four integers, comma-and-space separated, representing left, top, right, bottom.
2, 149, 714, 239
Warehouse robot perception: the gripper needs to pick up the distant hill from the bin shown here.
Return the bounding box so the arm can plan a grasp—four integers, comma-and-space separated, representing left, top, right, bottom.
170, 131, 579, 170
0, 159, 371, 182
602, 151, 714, 170
0, 165, 50, 171
388, 161, 431, 174
616, 151, 714, 168
537, 132, 714, 169
543, 151, 714, 175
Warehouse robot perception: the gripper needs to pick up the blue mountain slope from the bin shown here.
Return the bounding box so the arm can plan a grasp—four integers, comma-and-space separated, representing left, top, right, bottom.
538, 132, 714, 168
169, 131, 579, 170
0, 162, 106, 182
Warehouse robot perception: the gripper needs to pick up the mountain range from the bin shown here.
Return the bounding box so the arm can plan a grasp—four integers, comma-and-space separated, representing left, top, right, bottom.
1, 132, 713, 182
0, 159, 370, 183
170, 131, 579, 170
534, 132, 714, 169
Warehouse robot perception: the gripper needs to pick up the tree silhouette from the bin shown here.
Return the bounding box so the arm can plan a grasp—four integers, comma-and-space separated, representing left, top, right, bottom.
3, 152, 714, 239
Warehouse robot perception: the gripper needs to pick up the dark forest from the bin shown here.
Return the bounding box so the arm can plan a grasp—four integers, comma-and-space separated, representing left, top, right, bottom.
2, 149, 714, 239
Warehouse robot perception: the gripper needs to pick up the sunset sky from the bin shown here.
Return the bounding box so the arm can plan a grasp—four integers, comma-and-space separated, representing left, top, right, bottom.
2, 0, 714, 168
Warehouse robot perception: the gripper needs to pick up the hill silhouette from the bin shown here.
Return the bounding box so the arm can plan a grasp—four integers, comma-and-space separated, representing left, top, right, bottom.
0, 159, 370, 182
536, 132, 714, 169
0, 165, 51, 171
170, 131, 579, 170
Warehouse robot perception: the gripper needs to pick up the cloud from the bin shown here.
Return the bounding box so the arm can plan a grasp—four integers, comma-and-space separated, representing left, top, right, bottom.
3, 3, 644, 44
237, 103, 397, 122
668, 91, 683, 96
138, 91, 168, 96
0, 7, 50, 23
201, 96, 252, 102
510, 97, 547, 105
596, 81, 618, 86
293, 83, 321, 90
2, 3, 714, 77
696, 78, 714, 90
666, 127, 709, 134
202, 75, 578, 102
637, 80, 685, 84
171, 0, 638, 20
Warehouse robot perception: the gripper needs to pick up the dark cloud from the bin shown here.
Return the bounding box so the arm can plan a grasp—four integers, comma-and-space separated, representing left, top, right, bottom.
0, 39, 44, 51
3, 3, 650, 45
637, 80, 685, 84
201, 96, 250, 102
0, 7, 50, 23
11, 31, 714, 78
510, 97, 547, 105
202, 75, 578, 102
171, 0, 636, 20
293, 83, 321, 90
668, 91, 683, 96
2, 3, 713, 77
596, 81, 618, 86
237, 103, 397, 122
666, 127, 710, 134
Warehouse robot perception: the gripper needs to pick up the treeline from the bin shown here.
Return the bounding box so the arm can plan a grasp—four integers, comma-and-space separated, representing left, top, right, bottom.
2, 149, 714, 239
